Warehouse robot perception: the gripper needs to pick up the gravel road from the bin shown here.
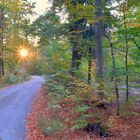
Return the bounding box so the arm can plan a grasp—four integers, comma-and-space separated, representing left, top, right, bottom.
0, 76, 44, 140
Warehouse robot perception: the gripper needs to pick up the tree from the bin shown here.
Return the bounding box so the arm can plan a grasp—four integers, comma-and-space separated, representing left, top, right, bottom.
94, 0, 104, 98
95, 0, 103, 78
0, 0, 5, 75
0, 0, 34, 76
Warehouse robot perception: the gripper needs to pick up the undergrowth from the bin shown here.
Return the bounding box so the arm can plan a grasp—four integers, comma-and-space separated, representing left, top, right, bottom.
39, 74, 108, 136
0, 67, 30, 87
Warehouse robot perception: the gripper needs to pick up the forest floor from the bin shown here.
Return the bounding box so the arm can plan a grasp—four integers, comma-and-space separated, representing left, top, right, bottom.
26, 86, 140, 140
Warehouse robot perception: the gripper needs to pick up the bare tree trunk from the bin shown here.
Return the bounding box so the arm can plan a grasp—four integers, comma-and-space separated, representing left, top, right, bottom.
123, 6, 129, 102
0, 4, 5, 76
105, 34, 120, 115
95, 0, 103, 97
70, 41, 83, 77
88, 47, 92, 85
95, 0, 103, 78
0, 59, 4, 75
71, 43, 77, 76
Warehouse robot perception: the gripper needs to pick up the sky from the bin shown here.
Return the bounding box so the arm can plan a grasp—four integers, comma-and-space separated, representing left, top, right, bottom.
28, 0, 51, 45
29, 0, 52, 20
29, 0, 68, 23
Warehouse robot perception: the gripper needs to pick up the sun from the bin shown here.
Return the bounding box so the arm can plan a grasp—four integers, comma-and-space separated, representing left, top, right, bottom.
19, 48, 28, 58
17, 46, 30, 61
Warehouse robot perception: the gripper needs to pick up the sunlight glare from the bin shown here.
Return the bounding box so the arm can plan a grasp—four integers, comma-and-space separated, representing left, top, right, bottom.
20, 49, 28, 58
17, 46, 31, 62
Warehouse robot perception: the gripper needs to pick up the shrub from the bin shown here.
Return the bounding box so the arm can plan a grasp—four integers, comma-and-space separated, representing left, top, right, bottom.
120, 96, 137, 116
0, 67, 30, 85
2, 74, 18, 84
41, 74, 103, 135
39, 117, 65, 135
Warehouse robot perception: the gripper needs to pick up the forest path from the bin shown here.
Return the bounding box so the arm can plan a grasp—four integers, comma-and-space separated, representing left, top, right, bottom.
119, 83, 140, 101
0, 76, 44, 140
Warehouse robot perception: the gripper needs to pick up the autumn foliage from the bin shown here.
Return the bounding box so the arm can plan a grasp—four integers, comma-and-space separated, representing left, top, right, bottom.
26, 75, 140, 140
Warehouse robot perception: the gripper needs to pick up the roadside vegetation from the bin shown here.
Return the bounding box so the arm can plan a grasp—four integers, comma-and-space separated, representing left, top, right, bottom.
0, 69, 30, 88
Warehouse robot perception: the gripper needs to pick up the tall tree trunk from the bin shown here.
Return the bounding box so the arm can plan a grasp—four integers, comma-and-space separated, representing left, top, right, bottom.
71, 43, 77, 76
71, 42, 81, 76
95, 0, 103, 97
88, 47, 92, 84
71, 41, 82, 76
0, 4, 5, 76
95, 0, 103, 78
123, 6, 129, 101
105, 34, 120, 115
